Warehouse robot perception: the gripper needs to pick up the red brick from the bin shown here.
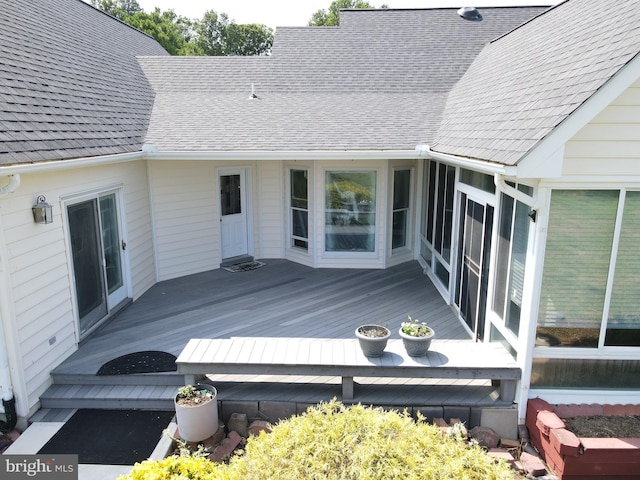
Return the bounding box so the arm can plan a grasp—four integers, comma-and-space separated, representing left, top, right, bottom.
536, 410, 565, 436
487, 448, 515, 465
579, 403, 604, 416
602, 404, 637, 416
550, 428, 581, 457
554, 404, 573, 419
209, 431, 242, 463
432, 417, 448, 428
520, 451, 547, 477
527, 398, 554, 418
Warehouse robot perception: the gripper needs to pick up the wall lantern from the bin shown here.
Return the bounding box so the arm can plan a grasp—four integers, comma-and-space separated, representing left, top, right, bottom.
32, 195, 53, 224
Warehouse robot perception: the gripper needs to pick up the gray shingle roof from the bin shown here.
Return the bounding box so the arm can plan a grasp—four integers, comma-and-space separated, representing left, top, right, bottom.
0, 0, 167, 165
140, 7, 546, 152
431, 0, 640, 165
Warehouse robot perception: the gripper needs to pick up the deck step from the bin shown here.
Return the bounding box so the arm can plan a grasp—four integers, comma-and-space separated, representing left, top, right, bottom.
51, 371, 186, 386
29, 408, 77, 423
39, 383, 178, 411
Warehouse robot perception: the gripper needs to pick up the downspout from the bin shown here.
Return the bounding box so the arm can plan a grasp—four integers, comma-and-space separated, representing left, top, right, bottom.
0, 174, 20, 198
493, 173, 535, 207
0, 175, 19, 431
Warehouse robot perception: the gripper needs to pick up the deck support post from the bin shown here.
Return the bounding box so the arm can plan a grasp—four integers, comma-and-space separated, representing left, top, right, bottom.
499, 379, 517, 403
342, 376, 354, 400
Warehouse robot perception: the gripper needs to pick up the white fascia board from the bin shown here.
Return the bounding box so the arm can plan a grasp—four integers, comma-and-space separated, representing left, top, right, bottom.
0, 151, 143, 175
517, 54, 640, 176
144, 150, 420, 161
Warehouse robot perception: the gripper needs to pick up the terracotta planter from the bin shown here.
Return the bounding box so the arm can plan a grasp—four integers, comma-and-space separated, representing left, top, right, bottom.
355, 325, 390, 357
399, 327, 435, 356
174, 384, 219, 443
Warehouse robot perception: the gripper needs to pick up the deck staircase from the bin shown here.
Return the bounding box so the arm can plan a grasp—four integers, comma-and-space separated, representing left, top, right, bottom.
33, 371, 184, 421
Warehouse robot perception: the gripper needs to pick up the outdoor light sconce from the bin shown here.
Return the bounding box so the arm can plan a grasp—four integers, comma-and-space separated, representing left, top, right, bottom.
32, 195, 53, 224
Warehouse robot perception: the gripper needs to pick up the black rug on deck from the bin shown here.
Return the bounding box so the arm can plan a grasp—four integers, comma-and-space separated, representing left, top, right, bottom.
38, 409, 174, 465
96, 351, 177, 375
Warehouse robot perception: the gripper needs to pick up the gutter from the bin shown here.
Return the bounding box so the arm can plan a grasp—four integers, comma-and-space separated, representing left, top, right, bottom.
416, 145, 535, 206
143, 149, 421, 161
416, 145, 516, 176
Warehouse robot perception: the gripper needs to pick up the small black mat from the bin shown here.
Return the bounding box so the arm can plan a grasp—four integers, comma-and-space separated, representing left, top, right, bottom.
38, 409, 174, 465
97, 351, 177, 376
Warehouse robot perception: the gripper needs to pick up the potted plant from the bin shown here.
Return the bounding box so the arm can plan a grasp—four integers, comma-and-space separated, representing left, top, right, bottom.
174, 384, 219, 443
399, 316, 435, 356
355, 324, 391, 357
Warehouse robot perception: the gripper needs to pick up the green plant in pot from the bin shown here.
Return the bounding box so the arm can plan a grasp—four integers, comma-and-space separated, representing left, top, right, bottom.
399, 316, 435, 356
355, 324, 390, 357
174, 384, 218, 443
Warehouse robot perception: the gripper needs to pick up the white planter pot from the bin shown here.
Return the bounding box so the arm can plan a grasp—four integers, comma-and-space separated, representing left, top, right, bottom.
174, 384, 219, 443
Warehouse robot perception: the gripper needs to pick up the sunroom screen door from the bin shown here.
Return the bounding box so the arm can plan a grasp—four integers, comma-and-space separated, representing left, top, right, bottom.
455, 194, 493, 340
220, 171, 248, 260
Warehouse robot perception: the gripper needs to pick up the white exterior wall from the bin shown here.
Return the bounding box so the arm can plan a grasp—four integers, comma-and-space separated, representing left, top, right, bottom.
256, 161, 284, 259
563, 78, 640, 177
0, 160, 154, 417
149, 161, 219, 281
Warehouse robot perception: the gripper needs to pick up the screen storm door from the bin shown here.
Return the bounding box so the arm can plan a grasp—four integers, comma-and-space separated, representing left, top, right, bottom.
67, 192, 127, 337
455, 193, 493, 341
220, 169, 248, 260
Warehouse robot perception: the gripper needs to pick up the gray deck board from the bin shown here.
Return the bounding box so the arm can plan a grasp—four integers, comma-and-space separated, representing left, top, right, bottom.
42, 260, 517, 411
57, 260, 467, 375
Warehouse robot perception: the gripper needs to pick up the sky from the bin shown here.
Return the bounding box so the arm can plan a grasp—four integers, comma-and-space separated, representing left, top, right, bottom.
134, 0, 554, 30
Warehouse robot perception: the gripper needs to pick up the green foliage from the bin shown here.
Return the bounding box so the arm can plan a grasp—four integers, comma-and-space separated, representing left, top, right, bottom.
309, 0, 388, 26
400, 315, 433, 337
90, 0, 272, 56
176, 384, 212, 400
121, 400, 514, 480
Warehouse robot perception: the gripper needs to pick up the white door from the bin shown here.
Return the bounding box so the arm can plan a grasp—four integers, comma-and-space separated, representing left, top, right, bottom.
220, 169, 248, 259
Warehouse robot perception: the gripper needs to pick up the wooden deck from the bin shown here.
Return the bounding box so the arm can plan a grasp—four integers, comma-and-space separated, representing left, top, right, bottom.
56, 259, 469, 375
36, 260, 517, 420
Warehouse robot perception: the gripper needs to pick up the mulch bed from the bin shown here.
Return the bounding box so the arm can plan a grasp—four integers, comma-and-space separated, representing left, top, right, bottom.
564, 415, 640, 438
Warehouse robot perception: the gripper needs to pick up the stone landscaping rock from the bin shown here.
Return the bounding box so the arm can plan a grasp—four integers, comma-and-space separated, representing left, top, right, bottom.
228, 412, 248, 437
486, 448, 515, 465
248, 420, 272, 436
470, 425, 500, 449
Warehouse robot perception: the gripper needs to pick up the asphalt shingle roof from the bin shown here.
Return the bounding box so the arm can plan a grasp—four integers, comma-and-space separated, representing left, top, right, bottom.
0, 0, 167, 165
431, 0, 640, 165
139, 7, 546, 152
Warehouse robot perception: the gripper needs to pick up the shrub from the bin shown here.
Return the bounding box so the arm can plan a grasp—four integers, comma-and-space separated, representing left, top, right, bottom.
121, 400, 514, 480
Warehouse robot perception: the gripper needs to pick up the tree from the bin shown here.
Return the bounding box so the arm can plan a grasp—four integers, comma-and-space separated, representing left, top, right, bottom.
308, 0, 388, 26
90, 0, 273, 56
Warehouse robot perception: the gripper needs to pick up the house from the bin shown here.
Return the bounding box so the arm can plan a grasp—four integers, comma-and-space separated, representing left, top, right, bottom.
0, 0, 638, 431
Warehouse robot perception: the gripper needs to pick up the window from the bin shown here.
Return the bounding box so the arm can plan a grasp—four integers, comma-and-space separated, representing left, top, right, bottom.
420, 160, 455, 288
492, 185, 532, 338
392, 169, 411, 249
606, 191, 640, 346
290, 169, 309, 250
325, 171, 376, 252
537, 190, 618, 348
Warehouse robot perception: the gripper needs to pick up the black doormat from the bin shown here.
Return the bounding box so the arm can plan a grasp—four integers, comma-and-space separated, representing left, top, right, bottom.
97, 351, 177, 375
38, 409, 174, 465
222, 260, 266, 273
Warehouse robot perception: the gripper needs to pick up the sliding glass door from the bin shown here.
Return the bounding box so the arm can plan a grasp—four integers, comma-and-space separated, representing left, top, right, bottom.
67, 192, 126, 337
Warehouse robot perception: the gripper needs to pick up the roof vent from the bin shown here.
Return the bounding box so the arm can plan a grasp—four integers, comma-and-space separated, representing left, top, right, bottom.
457, 7, 483, 21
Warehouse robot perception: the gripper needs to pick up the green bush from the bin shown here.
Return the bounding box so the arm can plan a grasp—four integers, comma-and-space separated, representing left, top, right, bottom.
120, 400, 514, 480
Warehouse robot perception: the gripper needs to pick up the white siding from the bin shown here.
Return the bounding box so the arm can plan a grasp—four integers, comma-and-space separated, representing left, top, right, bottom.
149, 161, 219, 280
257, 161, 284, 259
0, 160, 154, 416
564, 79, 640, 176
